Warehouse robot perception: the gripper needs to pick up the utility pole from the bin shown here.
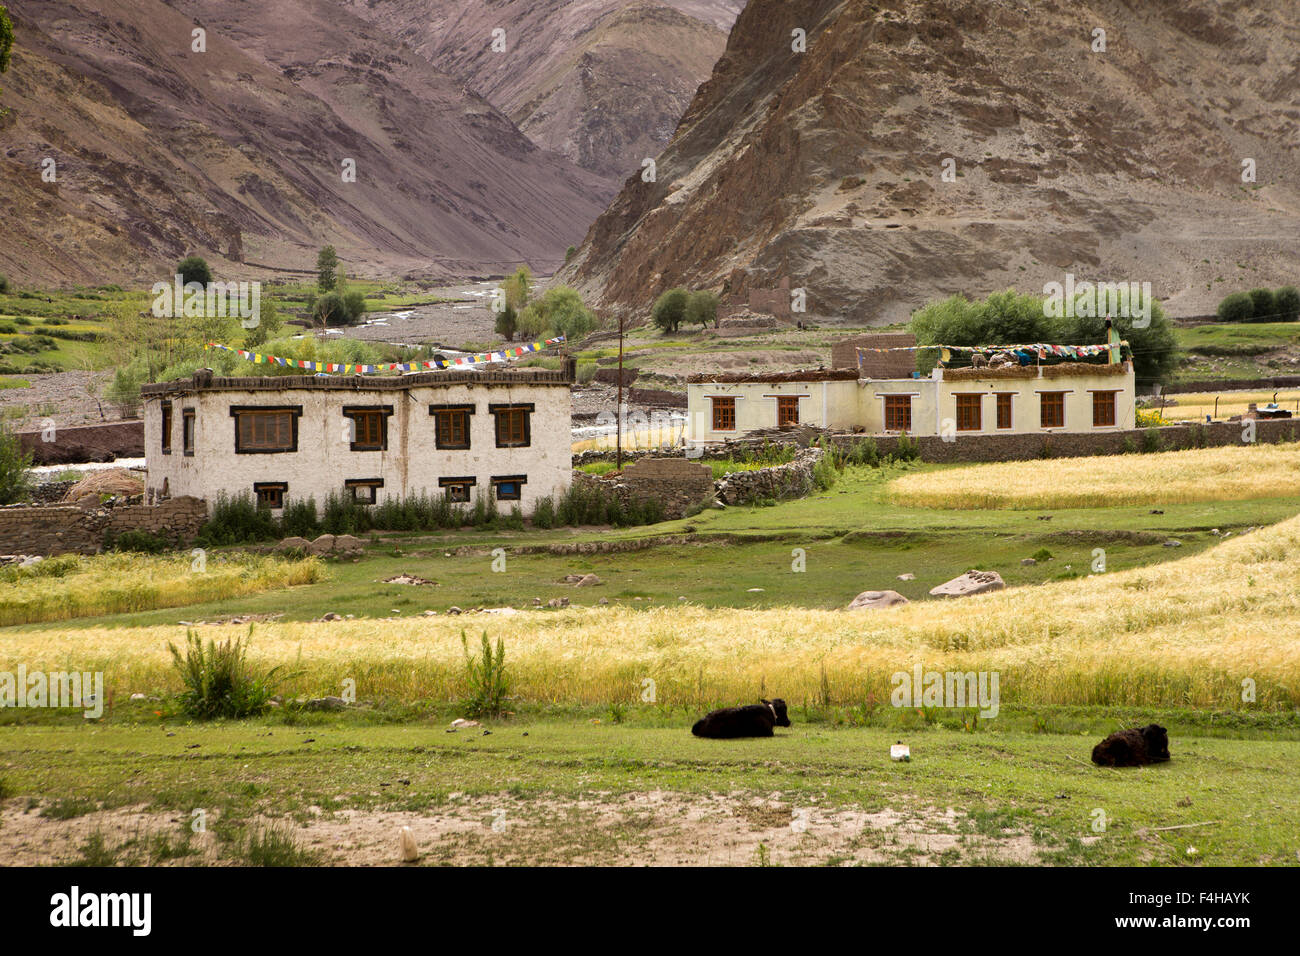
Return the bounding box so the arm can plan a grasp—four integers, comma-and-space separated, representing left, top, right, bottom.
616, 312, 624, 470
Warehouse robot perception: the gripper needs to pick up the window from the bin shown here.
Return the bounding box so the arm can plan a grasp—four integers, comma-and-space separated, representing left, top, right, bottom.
955, 394, 982, 431
1092, 390, 1117, 427
1040, 392, 1066, 429
711, 397, 736, 431
182, 409, 195, 455
884, 395, 912, 432
430, 404, 474, 449
490, 404, 533, 447
231, 406, 301, 453
995, 393, 1013, 430
345, 478, 383, 504
492, 475, 527, 501
776, 396, 800, 427
343, 406, 392, 451
439, 476, 477, 503
160, 402, 172, 455
253, 482, 287, 509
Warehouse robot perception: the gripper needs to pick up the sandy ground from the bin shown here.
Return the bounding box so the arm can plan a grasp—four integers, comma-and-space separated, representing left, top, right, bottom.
0, 370, 115, 430
0, 792, 1043, 867
338, 281, 501, 350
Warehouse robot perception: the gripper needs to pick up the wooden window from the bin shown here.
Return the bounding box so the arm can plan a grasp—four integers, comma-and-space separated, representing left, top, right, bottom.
160, 402, 172, 454
955, 394, 982, 431
492, 475, 527, 502
776, 396, 800, 427
884, 395, 912, 432
343, 406, 392, 451
490, 404, 533, 447
253, 482, 287, 509
995, 393, 1013, 430
439, 476, 477, 503
345, 479, 383, 504
231, 406, 301, 454
430, 404, 474, 449
711, 397, 736, 431
1092, 390, 1117, 427
182, 409, 195, 455
1040, 392, 1066, 429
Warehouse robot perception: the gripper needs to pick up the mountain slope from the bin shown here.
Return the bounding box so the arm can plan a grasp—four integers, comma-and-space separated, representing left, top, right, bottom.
0, 0, 608, 286
345, 0, 744, 187
560, 0, 1300, 323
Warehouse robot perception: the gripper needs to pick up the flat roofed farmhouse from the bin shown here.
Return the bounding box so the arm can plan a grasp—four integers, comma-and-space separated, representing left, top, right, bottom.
141, 362, 575, 515
686, 348, 1136, 444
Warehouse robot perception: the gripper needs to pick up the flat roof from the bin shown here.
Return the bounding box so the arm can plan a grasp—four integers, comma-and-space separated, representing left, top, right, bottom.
686, 369, 858, 384
141, 367, 574, 398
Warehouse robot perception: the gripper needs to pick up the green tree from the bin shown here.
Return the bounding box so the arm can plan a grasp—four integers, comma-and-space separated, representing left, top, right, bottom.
316, 246, 339, 292
521, 286, 596, 341
177, 256, 212, 287
1216, 291, 1254, 323
684, 290, 719, 329
1274, 286, 1300, 323
1247, 287, 1276, 322
0, 422, 32, 506
651, 288, 689, 334
244, 296, 283, 348
311, 291, 349, 328
502, 266, 532, 312
495, 302, 518, 341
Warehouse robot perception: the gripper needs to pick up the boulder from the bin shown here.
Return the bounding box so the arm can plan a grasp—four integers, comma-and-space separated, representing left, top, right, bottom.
848, 589, 910, 610
547, 597, 570, 608
304, 696, 347, 711
334, 534, 364, 552
896, 572, 915, 581
929, 570, 1005, 599
275, 536, 312, 553
309, 534, 336, 555
574, 574, 603, 587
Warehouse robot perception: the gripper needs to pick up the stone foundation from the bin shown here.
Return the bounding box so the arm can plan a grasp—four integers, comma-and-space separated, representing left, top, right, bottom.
0, 495, 207, 556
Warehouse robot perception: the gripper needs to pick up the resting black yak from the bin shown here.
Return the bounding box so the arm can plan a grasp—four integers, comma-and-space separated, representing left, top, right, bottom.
692, 699, 791, 738
1091, 724, 1171, 767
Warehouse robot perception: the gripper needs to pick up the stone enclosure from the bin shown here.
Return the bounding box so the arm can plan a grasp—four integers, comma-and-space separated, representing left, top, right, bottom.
0, 496, 207, 557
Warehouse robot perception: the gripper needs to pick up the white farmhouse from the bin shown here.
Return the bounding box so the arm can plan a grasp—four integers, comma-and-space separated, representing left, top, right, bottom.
140, 363, 574, 515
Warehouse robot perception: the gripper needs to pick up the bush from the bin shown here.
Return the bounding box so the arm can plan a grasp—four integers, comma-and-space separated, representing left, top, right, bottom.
461, 631, 508, 719
279, 496, 320, 538
197, 492, 280, 546
310, 291, 362, 327
177, 256, 212, 287
104, 359, 147, 415
106, 529, 170, 554
1274, 286, 1300, 323
1216, 291, 1254, 323
168, 629, 286, 719
652, 288, 689, 333
494, 302, 518, 341
684, 290, 719, 329
1142, 427, 1163, 453
0, 423, 32, 505
514, 286, 596, 342
1247, 287, 1276, 322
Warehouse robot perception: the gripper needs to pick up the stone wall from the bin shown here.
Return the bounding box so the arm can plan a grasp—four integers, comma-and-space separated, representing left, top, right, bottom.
831, 333, 916, 374
715, 447, 823, 505
0, 495, 207, 556
18, 421, 144, 465
573, 458, 714, 519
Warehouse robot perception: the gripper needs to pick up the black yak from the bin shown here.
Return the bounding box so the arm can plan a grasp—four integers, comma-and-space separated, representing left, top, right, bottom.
692, 699, 791, 738
1091, 724, 1171, 767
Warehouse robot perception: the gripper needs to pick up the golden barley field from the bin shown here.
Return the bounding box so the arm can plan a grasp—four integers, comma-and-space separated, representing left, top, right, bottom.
0, 553, 323, 627
886, 443, 1300, 510
1164, 389, 1300, 422
6, 515, 1300, 710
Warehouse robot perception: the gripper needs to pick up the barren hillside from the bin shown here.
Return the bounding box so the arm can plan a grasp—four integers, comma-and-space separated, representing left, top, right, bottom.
559, 0, 1300, 323
0, 0, 608, 286
344, 0, 744, 187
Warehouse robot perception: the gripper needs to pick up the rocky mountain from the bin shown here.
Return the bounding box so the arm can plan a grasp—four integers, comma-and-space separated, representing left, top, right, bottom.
344, 0, 744, 188
560, 0, 1300, 324
0, 0, 609, 287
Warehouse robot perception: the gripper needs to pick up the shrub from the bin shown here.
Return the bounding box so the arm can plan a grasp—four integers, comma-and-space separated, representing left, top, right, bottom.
532, 494, 556, 529
513, 286, 596, 342
1216, 291, 1254, 323
106, 529, 170, 554
651, 288, 689, 333
177, 256, 212, 287
0, 423, 32, 505
279, 497, 320, 538
1275, 286, 1300, 323
684, 290, 719, 329
494, 302, 518, 341
197, 492, 280, 546
104, 359, 147, 415
461, 631, 508, 718
1142, 427, 1163, 453
893, 434, 921, 461
565, 245, 577, 263
1247, 287, 1276, 322
168, 629, 286, 719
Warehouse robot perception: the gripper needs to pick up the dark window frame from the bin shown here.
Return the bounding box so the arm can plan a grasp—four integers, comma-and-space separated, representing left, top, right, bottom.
1040, 391, 1066, 429
1092, 390, 1118, 427
344, 478, 384, 504
776, 396, 800, 427
491, 474, 527, 502
489, 403, 534, 448
342, 405, 394, 452
182, 408, 196, 456
883, 395, 912, 432
253, 482, 288, 509
230, 405, 303, 454
160, 402, 173, 455
711, 396, 736, 431
955, 393, 982, 432
438, 475, 477, 503
430, 403, 475, 450
995, 392, 1014, 430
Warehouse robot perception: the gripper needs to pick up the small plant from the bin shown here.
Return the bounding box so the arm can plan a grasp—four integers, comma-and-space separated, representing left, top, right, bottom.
105, 528, 170, 554
71, 831, 119, 867
168, 628, 286, 719
241, 825, 318, 866
461, 631, 508, 719
1031, 548, 1054, 562
1142, 427, 1163, 454
0, 422, 32, 505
